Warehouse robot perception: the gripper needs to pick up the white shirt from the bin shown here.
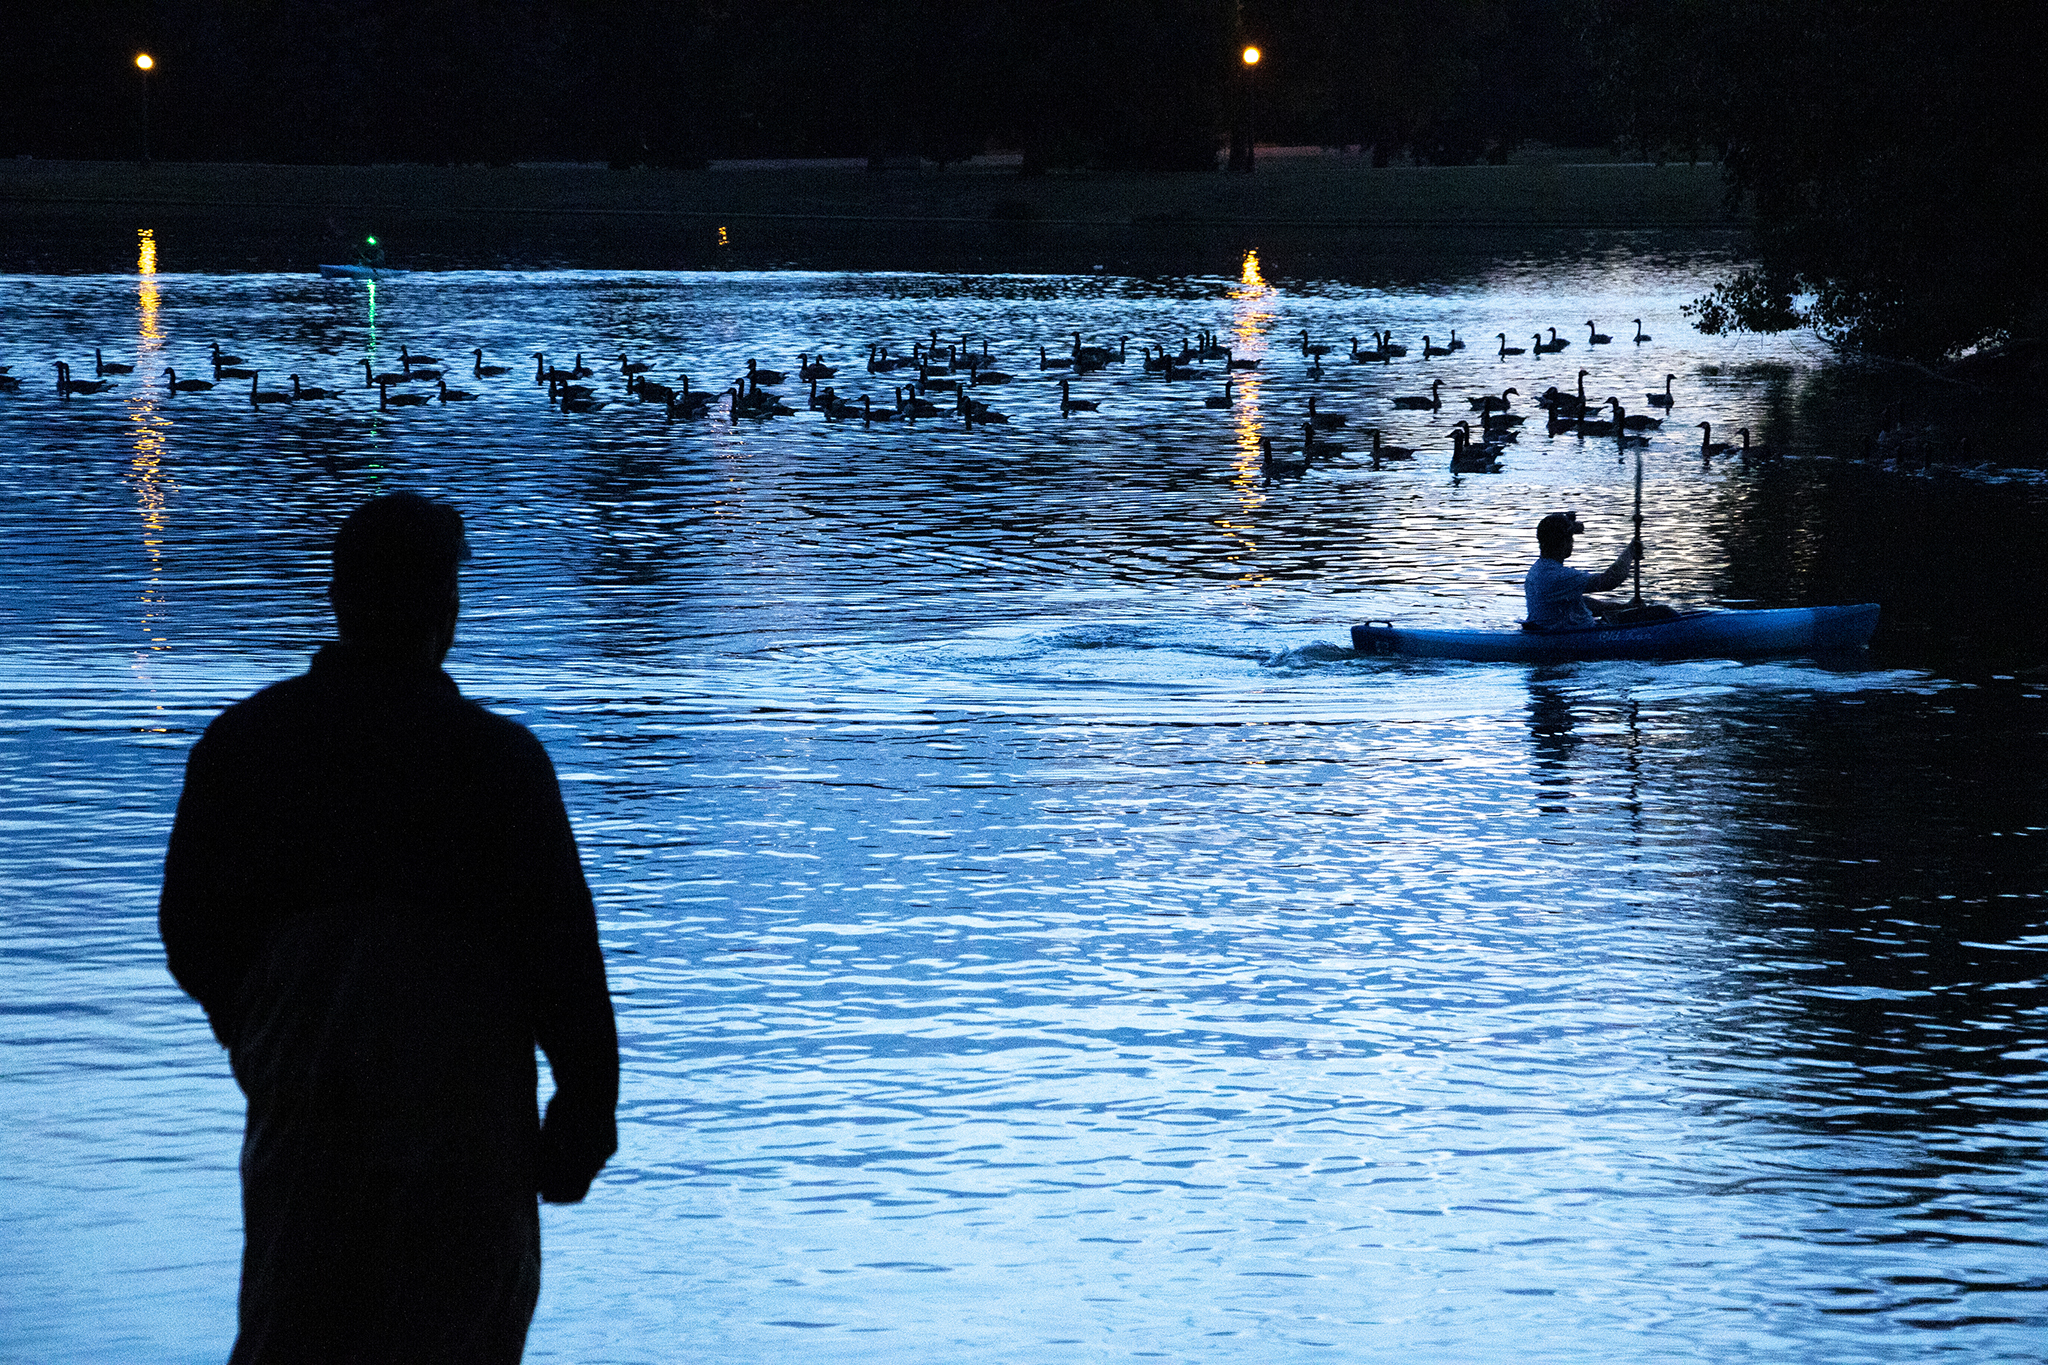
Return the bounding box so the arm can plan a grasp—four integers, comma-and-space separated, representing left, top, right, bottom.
1525, 556, 1598, 629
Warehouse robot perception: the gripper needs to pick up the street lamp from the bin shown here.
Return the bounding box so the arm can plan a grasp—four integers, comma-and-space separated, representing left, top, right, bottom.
135, 53, 154, 166
1238, 45, 1261, 173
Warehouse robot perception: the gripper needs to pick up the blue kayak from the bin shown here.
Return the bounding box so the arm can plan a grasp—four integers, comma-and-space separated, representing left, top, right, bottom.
317, 264, 408, 279
1351, 604, 1880, 662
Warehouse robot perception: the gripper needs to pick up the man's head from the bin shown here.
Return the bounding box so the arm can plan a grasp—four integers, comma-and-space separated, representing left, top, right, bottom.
329, 493, 468, 658
1536, 510, 1586, 559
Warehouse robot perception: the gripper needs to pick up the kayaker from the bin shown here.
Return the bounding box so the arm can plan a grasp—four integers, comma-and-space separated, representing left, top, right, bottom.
1524, 510, 1640, 630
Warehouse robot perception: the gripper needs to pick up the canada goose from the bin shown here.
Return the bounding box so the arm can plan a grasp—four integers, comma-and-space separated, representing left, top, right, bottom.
1697, 422, 1735, 458
1261, 435, 1310, 474
1632, 319, 1651, 344
211, 343, 245, 367
673, 385, 723, 419
1574, 407, 1618, 437
1203, 378, 1235, 409
1307, 394, 1346, 429
861, 394, 900, 423
1301, 420, 1342, 458
1467, 386, 1518, 413
1546, 327, 1570, 350
399, 346, 442, 367
533, 353, 576, 385
1226, 350, 1259, 371
472, 349, 510, 377
1391, 378, 1444, 410
1532, 331, 1558, 354
1449, 424, 1502, 473
798, 353, 837, 380
1423, 336, 1451, 358
669, 376, 712, 415
362, 359, 408, 387
970, 366, 1015, 385
1072, 333, 1120, 368
1038, 345, 1072, 370
378, 381, 428, 409
1497, 333, 1525, 358
568, 354, 594, 379
1300, 329, 1332, 358
1370, 430, 1417, 462
437, 379, 477, 403
1059, 379, 1099, 415
620, 353, 651, 376
631, 374, 674, 404
897, 386, 939, 418
1647, 375, 1676, 409
215, 361, 257, 380
1610, 404, 1650, 447
1377, 331, 1408, 358
291, 375, 340, 400
1447, 329, 1466, 351
57, 362, 114, 394
959, 391, 1008, 424
95, 347, 133, 376
558, 392, 606, 414
1608, 397, 1660, 431
1586, 321, 1611, 345
1477, 409, 1520, 443
164, 367, 212, 392
1349, 336, 1380, 362
249, 372, 293, 407
399, 360, 441, 381
1736, 428, 1776, 460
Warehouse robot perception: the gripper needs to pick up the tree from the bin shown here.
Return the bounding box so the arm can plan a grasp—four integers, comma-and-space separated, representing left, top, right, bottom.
1588, 0, 2048, 364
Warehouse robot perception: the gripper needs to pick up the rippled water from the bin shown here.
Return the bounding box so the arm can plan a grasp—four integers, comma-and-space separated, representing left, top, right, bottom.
3, 239, 2045, 1363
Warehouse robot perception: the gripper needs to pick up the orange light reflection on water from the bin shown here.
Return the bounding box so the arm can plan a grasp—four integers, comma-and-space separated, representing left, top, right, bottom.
127, 230, 174, 706
1218, 249, 1277, 577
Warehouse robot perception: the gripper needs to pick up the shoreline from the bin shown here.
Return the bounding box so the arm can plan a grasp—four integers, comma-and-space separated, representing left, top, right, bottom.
2, 158, 1742, 233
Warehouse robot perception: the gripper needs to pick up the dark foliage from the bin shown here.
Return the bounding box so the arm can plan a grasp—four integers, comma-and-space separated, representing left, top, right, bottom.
1588, 0, 2048, 362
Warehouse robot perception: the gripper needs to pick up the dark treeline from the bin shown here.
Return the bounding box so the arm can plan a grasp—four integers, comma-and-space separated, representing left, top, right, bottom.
9, 1, 2041, 361
1590, 0, 2048, 363
7, 0, 1610, 171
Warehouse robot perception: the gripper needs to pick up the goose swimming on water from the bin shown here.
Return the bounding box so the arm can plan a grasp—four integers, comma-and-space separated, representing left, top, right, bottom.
1391, 378, 1444, 410
1647, 374, 1676, 408
95, 347, 134, 376
1497, 333, 1525, 358
472, 349, 511, 377
1585, 321, 1611, 345
249, 372, 293, 408
1632, 319, 1652, 344
164, 368, 213, 392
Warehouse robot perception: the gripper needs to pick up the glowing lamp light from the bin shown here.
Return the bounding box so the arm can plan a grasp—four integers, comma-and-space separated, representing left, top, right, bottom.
136, 53, 155, 71
1241, 45, 1261, 67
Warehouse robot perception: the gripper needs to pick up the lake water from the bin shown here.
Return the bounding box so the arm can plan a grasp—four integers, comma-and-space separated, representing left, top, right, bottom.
2, 230, 2044, 1363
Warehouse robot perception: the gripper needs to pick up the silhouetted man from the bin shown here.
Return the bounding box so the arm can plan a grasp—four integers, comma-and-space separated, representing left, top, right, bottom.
161, 493, 617, 1364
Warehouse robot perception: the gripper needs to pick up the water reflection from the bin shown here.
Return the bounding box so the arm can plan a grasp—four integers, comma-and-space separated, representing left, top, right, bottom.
126, 229, 172, 675
2, 261, 2044, 1364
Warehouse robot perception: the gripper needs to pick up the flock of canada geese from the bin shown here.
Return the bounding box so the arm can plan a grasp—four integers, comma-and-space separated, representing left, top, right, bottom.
22, 317, 1800, 476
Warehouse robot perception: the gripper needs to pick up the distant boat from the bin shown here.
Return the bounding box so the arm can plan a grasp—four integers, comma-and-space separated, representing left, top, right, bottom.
317, 263, 409, 279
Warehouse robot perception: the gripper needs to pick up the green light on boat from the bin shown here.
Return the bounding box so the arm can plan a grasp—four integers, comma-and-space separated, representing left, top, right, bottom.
366, 237, 378, 246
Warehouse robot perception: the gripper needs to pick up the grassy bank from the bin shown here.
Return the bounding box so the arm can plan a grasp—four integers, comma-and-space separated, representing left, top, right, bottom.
3, 157, 1738, 232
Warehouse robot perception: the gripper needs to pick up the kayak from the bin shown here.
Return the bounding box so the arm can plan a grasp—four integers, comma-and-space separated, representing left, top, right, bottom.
1351, 604, 1880, 662
317, 264, 409, 279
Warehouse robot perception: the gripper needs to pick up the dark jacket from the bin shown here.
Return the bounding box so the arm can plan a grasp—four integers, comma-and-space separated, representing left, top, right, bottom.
160, 643, 618, 1362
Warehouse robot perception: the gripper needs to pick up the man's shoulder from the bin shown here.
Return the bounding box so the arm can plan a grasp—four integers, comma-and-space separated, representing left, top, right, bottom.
201, 659, 545, 758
